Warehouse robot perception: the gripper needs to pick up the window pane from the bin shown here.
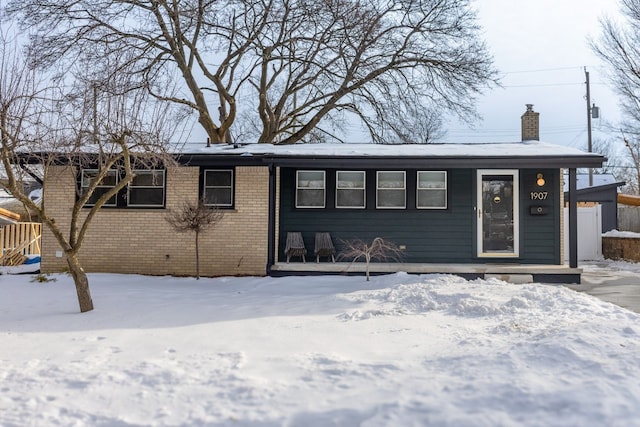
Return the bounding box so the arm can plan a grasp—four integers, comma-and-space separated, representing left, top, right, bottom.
206, 171, 232, 187
204, 188, 232, 206
418, 171, 446, 189
418, 189, 446, 208
336, 171, 365, 208
129, 188, 164, 206
378, 172, 404, 188
132, 171, 163, 187
296, 171, 325, 207
297, 171, 324, 188
377, 189, 405, 207
337, 189, 365, 207
297, 189, 324, 207
203, 170, 233, 207
82, 170, 117, 188
81, 169, 117, 206
417, 171, 446, 209
337, 171, 364, 189
86, 187, 116, 206
377, 171, 405, 208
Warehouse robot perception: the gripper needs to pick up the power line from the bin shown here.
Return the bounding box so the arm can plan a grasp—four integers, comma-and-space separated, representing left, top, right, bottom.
502, 65, 605, 75
503, 83, 583, 88
502, 66, 586, 74
494, 65, 611, 88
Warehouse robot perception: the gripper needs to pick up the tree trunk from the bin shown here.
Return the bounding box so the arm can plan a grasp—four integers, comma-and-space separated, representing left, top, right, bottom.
365, 254, 371, 281
195, 231, 200, 280
66, 254, 94, 313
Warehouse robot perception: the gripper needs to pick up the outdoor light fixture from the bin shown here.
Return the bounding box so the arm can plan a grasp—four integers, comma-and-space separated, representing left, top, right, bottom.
536, 173, 545, 187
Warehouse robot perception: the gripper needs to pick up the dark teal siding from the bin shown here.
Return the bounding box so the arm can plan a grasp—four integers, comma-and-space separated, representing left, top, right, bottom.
278, 168, 561, 264
519, 169, 561, 263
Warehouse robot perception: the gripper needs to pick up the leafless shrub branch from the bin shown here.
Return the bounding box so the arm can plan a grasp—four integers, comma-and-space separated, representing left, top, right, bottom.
338, 237, 404, 281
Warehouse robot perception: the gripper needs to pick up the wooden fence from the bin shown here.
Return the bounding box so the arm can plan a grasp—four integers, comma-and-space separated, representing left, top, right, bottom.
618, 206, 640, 232
0, 222, 42, 266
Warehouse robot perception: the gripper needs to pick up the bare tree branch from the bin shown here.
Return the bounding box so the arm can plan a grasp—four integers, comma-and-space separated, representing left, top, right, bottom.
165, 198, 224, 279
591, 0, 640, 193
0, 31, 182, 312
338, 237, 404, 281
5, 0, 497, 145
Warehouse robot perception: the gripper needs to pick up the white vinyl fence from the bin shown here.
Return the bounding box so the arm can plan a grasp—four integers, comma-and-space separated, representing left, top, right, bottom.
564, 205, 602, 262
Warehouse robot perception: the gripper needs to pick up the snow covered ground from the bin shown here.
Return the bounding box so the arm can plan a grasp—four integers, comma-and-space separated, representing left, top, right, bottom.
2, 267, 640, 426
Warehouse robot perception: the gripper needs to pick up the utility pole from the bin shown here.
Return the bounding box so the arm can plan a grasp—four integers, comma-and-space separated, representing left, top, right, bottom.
585, 67, 593, 187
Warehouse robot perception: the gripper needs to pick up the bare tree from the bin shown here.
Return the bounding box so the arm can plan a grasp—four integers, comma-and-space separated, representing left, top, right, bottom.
620, 136, 640, 194
0, 32, 180, 312
591, 0, 640, 132
338, 237, 404, 281
165, 199, 224, 279
582, 136, 640, 194
590, 0, 640, 191
5, 0, 497, 145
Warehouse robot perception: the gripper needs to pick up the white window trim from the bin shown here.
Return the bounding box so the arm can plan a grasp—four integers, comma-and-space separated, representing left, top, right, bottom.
81, 169, 118, 207
417, 171, 447, 210
376, 171, 406, 209
127, 169, 166, 207
203, 169, 234, 207
335, 170, 366, 209
296, 170, 326, 208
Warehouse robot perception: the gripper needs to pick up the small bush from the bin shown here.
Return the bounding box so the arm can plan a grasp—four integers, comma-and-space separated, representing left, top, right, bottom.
30, 273, 57, 283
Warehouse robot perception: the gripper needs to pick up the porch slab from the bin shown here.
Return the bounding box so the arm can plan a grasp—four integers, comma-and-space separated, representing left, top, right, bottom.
270, 262, 582, 284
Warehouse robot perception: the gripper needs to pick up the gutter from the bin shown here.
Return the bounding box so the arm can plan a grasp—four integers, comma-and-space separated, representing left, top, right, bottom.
266, 162, 276, 275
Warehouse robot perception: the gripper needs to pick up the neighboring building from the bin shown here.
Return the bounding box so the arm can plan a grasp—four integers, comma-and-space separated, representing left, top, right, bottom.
563, 174, 625, 233
40, 106, 605, 283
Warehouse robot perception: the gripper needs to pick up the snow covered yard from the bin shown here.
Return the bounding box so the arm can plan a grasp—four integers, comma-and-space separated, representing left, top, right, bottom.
1, 270, 640, 426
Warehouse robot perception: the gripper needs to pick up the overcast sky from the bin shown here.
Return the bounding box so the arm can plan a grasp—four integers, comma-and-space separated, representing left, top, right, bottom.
443, 0, 624, 150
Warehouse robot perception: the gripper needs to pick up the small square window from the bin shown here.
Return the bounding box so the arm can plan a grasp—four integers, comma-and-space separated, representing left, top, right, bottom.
417, 171, 447, 209
128, 170, 165, 207
296, 170, 325, 208
376, 171, 405, 209
336, 171, 365, 208
204, 170, 234, 207
81, 169, 118, 206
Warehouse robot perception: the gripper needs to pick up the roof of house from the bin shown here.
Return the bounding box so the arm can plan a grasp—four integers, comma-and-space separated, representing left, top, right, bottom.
562, 174, 625, 192
178, 141, 605, 169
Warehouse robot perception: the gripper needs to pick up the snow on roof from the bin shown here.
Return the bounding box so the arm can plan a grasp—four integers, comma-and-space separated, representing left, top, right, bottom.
178, 140, 603, 159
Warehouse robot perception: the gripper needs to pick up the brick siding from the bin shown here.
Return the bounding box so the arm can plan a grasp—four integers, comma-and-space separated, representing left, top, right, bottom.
41, 165, 270, 276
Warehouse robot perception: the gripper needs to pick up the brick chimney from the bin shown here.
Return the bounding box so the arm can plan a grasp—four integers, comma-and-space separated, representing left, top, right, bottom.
521, 104, 539, 141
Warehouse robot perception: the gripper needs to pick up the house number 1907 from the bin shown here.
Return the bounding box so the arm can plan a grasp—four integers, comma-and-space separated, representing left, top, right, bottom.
530, 191, 548, 200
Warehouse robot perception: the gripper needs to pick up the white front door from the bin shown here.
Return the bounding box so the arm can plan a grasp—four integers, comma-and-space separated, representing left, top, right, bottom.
477, 170, 519, 257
